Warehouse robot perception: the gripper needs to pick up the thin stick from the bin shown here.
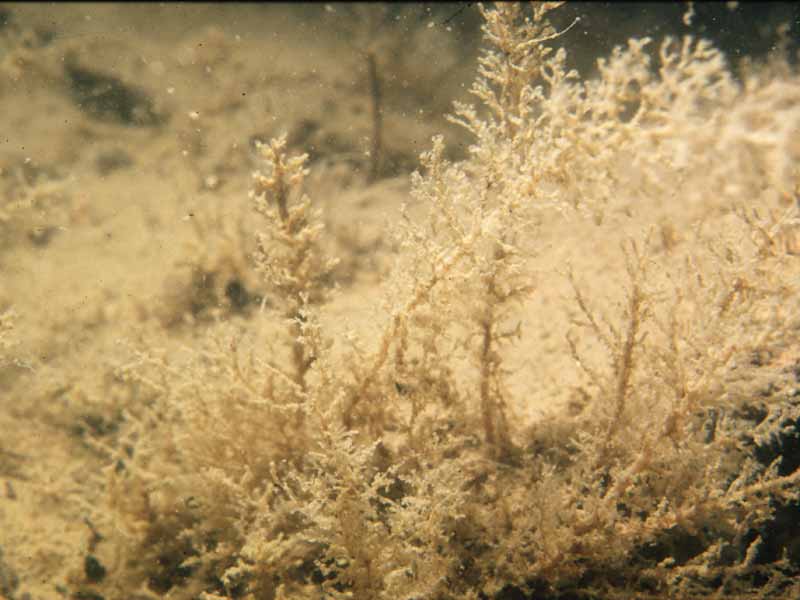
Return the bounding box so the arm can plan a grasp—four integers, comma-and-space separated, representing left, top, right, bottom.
366, 50, 382, 182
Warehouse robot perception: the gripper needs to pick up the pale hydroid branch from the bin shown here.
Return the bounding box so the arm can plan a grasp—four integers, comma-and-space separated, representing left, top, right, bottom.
250, 135, 339, 392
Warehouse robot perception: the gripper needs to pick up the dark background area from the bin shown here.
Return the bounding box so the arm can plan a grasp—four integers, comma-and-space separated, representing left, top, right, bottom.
373, 2, 800, 77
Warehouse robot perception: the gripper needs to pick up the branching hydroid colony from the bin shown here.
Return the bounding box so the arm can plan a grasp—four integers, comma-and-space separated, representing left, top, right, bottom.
251, 136, 339, 393
77, 3, 800, 599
